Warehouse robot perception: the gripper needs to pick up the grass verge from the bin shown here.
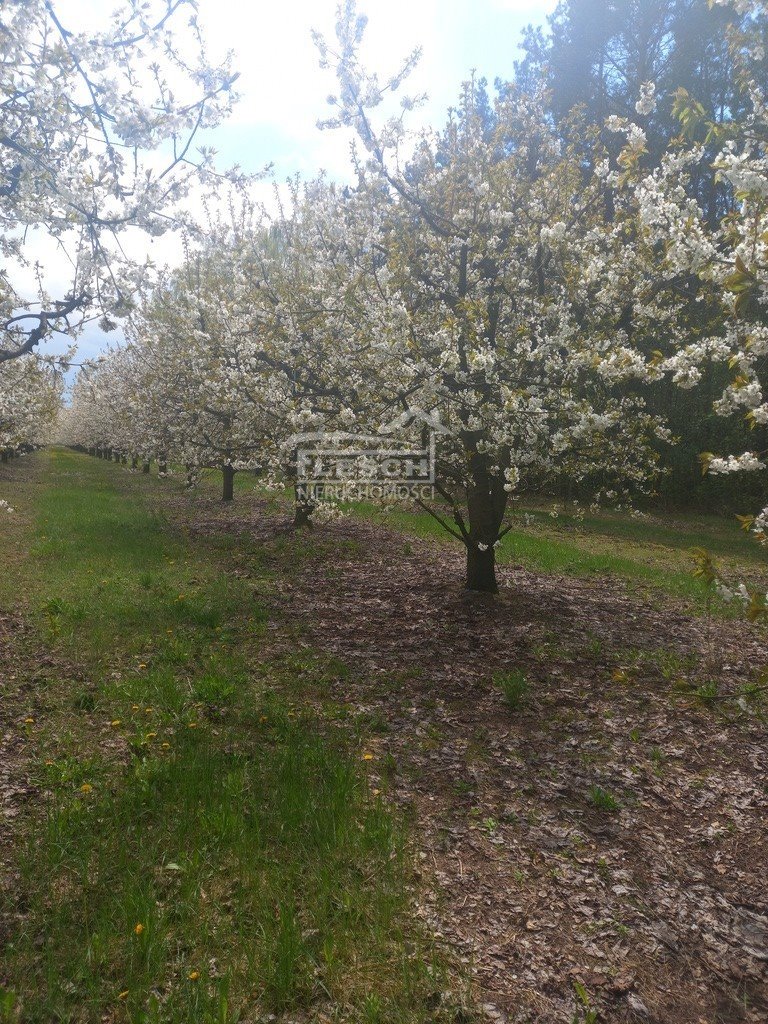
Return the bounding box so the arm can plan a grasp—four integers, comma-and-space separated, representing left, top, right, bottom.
0, 450, 455, 1024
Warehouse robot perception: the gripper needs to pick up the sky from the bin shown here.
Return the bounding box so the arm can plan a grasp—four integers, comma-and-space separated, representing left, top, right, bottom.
194, 0, 557, 181
41, 0, 557, 368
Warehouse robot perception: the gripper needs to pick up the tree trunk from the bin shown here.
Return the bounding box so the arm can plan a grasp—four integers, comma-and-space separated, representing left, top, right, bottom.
293, 481, 315, 528
222, 464, 235, 502
142, 461, 150, 474
465, 544, 498, 594
463, 448, 507, 594
131, 457, 138, 469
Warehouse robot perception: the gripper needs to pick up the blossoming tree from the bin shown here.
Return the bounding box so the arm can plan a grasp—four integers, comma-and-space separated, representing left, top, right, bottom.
0, 0, 237, 364
309, 4, 678, 592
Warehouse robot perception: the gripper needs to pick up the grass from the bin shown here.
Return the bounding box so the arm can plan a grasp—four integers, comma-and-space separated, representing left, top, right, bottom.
494, 669, 529, 711
586, 785, 621, 812
342, 500, 766, 612
0, 450, 457, 1024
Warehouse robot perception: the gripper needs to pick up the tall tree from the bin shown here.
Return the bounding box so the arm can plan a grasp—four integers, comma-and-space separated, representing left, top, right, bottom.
515, 0, 766, 217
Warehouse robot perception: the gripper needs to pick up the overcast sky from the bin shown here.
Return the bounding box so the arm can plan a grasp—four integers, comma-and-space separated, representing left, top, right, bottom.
51, 0, 556, 367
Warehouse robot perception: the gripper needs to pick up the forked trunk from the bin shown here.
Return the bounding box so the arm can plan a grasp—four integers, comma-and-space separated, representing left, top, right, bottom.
222, 464, 235, 502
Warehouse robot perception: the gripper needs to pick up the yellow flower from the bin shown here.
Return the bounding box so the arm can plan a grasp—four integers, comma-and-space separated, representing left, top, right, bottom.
188, 722, 197, 729
188, 971, 200, 981
362, 753, 374, 761
80, 783, 93, 793
24, 717, 34, 724
259, 715, 268, 723
110, 720, 121, 727
132, 704, 139, 711
144, 707, 153, 713
146, 732, 157, 740
138, 664, 147, 670
161, 742, 170, 749
118, 990, 129, 1000
134, 923, 144, 935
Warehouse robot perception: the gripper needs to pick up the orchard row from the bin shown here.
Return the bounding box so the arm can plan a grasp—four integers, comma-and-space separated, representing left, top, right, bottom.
44, 2, 768, 590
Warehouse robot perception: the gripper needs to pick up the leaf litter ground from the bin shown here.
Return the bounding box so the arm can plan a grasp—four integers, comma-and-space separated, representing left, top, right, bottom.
180, 491, 768, 1024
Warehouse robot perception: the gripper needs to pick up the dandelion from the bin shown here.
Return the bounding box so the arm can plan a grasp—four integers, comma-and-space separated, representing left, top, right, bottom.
24, 717, 34, 724
362, 752, 374, 761
138, 664, 147, 670
188, 722, 197, 729
161, 742, 170, 749
146, 732, 157, 740
144, 707, 153, 713
134, 923, 144, 935
132, 704, 139, 711
110, 719, 121, 727
188, 971, 200, 981
80, 783, 93, 793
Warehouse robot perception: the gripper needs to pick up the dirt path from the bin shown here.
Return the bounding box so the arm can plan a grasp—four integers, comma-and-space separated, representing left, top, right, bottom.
182, 495, 768, 1024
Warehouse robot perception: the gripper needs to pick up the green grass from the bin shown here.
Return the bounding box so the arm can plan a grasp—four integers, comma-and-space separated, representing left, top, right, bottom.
0, 450, 457, 1024
343, 500, 766, 611
586, 785, 621, 812
494, 669, 529, 711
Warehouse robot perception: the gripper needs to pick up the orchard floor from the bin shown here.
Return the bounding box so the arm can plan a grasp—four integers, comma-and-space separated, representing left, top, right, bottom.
3, 451, 768, 1024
